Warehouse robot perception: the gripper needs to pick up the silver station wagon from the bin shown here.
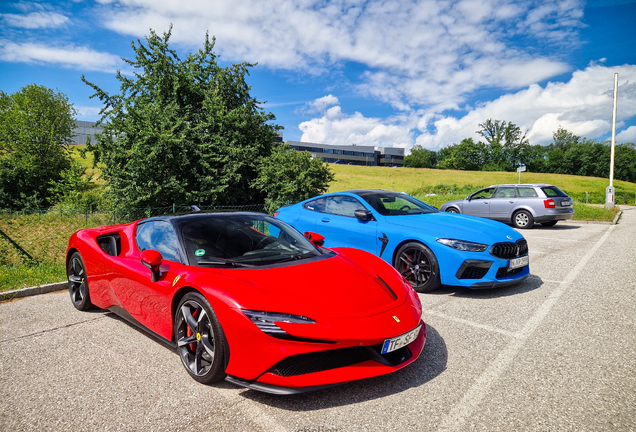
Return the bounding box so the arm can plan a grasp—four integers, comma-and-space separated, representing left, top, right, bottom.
440, 184, 574, 229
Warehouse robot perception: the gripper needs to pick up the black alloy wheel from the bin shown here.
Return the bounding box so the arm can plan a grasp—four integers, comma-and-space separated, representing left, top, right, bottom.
541, 221, 558, 227
394, 242, 441, 293
446, 208, 459, 214
67, 252, 93, 311
174, 292, 227, 384
512, 210, 534, 229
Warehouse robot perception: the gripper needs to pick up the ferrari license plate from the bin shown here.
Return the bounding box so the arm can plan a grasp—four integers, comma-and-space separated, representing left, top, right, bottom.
381, 324, 422, 354
509, 255, 529, 269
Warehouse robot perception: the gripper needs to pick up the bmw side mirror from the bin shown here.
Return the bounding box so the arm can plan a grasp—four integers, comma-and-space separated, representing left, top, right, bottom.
354, 210, 374, 221
304, 232, 325, 247
140, 249, 163, 282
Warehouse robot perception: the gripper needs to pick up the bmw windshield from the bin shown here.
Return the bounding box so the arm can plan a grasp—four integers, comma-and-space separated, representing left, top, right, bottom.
181, 214, 321, 267
356, 191, 439, 216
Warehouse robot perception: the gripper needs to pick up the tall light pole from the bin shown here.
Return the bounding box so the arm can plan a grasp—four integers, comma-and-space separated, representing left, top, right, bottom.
606, 73, 618, 209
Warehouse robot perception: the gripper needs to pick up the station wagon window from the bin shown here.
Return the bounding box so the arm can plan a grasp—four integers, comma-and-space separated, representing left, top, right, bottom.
325, 196, 366, 217
136, 221, 182, 263
471, 187, 495, 200
494, 187, 517, 198
517, 187, 538, 197
542, 186, 568, 197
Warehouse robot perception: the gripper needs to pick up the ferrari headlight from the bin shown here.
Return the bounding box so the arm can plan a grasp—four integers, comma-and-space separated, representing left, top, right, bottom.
242, 310, 315, 337
437, 238, 488, 252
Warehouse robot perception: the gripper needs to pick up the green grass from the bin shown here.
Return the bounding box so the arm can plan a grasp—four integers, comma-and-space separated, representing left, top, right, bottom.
1, 161, 631, 292
0, 264, 66, 291
327, 165, 636, 205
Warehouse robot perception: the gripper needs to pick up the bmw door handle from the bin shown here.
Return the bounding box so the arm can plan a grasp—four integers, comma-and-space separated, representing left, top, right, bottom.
321, 217, 330, 223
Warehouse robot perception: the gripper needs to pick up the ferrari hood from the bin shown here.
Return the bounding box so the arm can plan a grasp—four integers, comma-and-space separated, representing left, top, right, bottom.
383, 212, 523, 244
217, 254, 407, 320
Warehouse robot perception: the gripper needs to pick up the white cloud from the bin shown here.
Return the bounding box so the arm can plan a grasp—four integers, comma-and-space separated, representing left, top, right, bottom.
300, 94, 339, 114
299, 101, 418, 148
1, 11, 69, 29
93, 0, 582, 109
0, 40, 123, 72
298, 65, 636, 150
616, 126, 636, 143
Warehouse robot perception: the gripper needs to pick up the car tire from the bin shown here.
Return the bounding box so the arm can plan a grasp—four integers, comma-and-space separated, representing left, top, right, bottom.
394, 242, 441, 293
540, 221, 558, 227
445, 207, 459, 214
512, 210, 534, 229
174, 292, 227, 384
67, 252, 93, 311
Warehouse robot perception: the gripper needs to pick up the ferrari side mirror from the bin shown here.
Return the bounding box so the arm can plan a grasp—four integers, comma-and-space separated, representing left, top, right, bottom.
354, 210, 374, 221
304, 232, 325, 247
141, 249, 163, 282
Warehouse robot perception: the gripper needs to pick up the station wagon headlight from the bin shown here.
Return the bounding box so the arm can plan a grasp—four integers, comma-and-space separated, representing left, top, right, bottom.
437, 238, 488, 252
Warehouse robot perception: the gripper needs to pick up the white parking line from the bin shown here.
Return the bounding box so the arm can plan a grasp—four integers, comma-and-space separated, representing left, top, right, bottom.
424, 310, 516, 337
436, 224, 615, 432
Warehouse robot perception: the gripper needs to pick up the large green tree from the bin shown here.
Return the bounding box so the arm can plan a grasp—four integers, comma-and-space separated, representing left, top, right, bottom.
404, 145, 437, 168
83, 27, 294, 209
254, 145, 334, 213
477, 119, 529, 171
0, 84, 75, 209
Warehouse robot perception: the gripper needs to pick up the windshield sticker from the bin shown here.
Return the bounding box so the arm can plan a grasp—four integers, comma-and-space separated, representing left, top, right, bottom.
195, 249, 205, 257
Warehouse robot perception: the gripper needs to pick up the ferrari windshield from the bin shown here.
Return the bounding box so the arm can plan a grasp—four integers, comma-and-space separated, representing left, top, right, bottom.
181, 214, 321, 267
356, 191, 439, 216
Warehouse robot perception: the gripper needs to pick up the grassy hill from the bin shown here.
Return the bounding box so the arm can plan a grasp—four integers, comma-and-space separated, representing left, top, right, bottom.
327, 164, 636, 206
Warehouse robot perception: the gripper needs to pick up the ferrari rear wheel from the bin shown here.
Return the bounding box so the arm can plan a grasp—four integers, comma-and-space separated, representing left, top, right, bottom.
67, 252, 93, 311
174, 292, 227, 384
394, 242, 441, 293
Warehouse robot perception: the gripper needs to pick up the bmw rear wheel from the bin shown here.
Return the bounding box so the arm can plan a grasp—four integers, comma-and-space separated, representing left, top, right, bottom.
67, 252, 93, 311
174, 292, 227, 384
446, 207, 459, 214
512, 210, 534, 229
394, 242, 441, 293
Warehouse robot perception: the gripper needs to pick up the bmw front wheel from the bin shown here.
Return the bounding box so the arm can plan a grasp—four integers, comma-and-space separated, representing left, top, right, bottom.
174, 292, 227, 384
394, 242, 441, 293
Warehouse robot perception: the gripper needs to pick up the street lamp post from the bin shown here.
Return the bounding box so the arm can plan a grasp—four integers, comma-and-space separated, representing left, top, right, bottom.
606, 73, 618, 209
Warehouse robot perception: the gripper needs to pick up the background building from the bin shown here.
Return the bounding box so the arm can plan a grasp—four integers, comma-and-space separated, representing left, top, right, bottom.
72, 120, 103, 145
286, 140, 404, 167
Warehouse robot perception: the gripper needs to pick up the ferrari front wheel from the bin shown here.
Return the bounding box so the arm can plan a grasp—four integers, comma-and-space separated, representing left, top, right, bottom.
67, 252, 93, 311
394, 242, 441, 293
174, 292, 227, 384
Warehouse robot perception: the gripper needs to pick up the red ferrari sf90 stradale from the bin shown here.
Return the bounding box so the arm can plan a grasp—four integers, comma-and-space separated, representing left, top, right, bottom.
67, 212, 426, 394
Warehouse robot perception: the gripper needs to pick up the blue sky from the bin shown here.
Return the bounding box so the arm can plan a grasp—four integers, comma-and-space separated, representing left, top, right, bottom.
1, 0, 635, 151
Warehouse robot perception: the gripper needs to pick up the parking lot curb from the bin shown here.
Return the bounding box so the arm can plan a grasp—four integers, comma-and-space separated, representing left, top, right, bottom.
0, 281, 67, 301
612, 210, 623, 225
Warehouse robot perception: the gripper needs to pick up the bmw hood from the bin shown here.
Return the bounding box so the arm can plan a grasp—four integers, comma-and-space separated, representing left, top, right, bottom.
383, 212, 523, 244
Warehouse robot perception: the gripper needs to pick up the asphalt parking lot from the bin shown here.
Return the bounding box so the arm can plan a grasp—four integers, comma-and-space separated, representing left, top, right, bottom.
1, 208, 634, 432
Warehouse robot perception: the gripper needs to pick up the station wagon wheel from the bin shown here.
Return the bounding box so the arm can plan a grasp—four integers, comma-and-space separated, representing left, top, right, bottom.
67, 252, 93, 311
445, 207, 459, 214
394, 242, 441, 293
174, 292, 227, 384
512, 210, 534, 229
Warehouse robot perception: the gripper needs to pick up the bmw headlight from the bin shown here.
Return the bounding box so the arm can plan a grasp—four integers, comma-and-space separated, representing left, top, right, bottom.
242, 310, 315, 338
437, 238, 488, 252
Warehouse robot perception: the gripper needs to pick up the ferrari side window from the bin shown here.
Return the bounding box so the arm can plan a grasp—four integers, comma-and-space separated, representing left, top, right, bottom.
136, 221, 182, 263
325, 196, 366, 217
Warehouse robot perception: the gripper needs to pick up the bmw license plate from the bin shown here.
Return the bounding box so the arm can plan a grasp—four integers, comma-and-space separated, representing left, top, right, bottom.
509, 255, 529, 269
381, 324, 422, 354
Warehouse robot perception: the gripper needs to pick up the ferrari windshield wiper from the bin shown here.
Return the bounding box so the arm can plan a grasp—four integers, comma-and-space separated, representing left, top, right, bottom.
276, 252, 316, 263
197, 258, 253, 267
